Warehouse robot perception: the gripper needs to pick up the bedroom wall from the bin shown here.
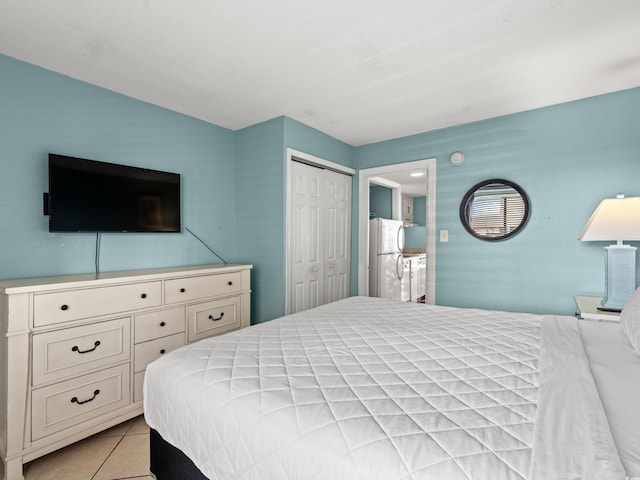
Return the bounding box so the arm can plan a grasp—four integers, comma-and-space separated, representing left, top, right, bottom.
354, 87, 640, 315
0, 54, 353, 325
5, 52, 638, 320
0, 54, 237, 280
235, 117, 286, 325
236, 116, 353, 324
369, 186, 393, 219
405, 196, 426, 249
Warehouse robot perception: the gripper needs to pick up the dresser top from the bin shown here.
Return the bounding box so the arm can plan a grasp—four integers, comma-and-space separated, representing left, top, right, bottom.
0, 263, 252, 294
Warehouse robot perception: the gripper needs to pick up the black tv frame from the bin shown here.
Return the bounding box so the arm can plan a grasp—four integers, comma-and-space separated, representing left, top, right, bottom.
45, 154, 181, 233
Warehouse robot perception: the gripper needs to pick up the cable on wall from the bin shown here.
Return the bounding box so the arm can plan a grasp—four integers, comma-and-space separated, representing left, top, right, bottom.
92, 227, 227, 276
184, 226, 228, 264
95, 232, 101, 276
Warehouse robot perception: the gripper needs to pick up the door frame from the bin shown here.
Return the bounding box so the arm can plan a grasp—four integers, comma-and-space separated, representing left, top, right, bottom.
358, 158, 437, 303
285, 148, 355, 314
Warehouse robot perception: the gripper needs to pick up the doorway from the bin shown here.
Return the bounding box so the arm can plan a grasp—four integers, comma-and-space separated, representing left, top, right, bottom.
285, 148, 355, 314
358, 159, 436, 303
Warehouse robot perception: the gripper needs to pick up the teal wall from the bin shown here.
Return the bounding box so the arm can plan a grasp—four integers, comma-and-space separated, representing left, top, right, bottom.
369, 186, 392, 219
413, 196, 426, 227
3, 52, 640, 321
405, 196, 426, 248
0, 54, 352, 325
0, 54, 237, 279
354, 88, 640, 315
236, 116, 353, 324
283, 117, 354, 165
235, 117, 286, 325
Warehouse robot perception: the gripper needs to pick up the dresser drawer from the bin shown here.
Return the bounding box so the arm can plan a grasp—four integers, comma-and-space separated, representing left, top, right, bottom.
187, 297, 241, 343
164, 272, 242, 304
134, 332, 185, 373
31, 364, 130, 441
32, 317, 131, 386
34, 281, 162, 327
134, 307, 185, 343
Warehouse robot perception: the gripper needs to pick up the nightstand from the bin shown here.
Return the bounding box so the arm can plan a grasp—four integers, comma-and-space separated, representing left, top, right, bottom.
574, 296, 621, 322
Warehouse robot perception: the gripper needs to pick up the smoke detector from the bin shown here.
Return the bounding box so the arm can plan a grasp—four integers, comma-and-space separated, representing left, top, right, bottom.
450, 151, 464, 166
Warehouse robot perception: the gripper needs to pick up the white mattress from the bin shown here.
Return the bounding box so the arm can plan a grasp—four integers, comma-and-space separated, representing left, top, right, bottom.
579, 319, 640, 478
144, 297, 627, 480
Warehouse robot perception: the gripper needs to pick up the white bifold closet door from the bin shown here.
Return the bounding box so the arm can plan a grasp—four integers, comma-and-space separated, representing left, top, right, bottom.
289, 160, 351, 314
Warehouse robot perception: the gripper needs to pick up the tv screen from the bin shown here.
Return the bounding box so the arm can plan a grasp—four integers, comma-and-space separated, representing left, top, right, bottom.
47, 154, 181, 233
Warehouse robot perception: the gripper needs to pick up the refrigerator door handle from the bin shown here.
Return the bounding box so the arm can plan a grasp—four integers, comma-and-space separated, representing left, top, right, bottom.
397, 226, 405, 252
396, 254, 404, 280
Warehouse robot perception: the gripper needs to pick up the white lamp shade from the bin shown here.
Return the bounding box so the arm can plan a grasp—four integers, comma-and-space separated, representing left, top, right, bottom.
579, 196, 640, 242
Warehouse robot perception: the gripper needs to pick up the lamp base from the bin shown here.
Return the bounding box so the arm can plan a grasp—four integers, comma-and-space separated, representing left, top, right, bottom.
602, 244, 637, 310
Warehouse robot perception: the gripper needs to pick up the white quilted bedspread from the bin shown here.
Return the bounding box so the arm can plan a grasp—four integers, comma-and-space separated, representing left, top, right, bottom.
143, 297, 623, 480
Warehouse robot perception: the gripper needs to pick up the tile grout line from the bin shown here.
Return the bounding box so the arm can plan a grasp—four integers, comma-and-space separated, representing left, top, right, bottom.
90, 433, 127, 480
90, 414, 141, 480
90, 417, 151, 480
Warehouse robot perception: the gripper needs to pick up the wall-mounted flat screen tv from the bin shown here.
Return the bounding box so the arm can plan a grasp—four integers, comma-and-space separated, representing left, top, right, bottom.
47, 154, 181, 233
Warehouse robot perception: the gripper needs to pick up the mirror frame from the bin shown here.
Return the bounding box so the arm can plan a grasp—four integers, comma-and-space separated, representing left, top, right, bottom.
459, 178, 530, 242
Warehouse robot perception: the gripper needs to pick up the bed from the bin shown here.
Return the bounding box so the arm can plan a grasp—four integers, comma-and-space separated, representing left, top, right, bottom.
143, 296, 640, 480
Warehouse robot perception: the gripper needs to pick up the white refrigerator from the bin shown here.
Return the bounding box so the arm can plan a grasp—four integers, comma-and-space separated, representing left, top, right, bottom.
369, 218, 405, 300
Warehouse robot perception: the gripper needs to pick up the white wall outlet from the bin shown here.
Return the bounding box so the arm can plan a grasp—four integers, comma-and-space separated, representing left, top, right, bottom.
440, 230, 449, 242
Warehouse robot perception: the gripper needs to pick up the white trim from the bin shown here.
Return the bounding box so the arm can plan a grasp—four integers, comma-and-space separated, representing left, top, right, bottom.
285, 148, 354, 314
369, 176, 401, 189
286, 148, 355, 176
358, 159, 437, 304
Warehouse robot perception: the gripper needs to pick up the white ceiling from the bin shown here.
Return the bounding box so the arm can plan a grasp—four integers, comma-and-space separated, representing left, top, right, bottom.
2, 0, 640, 146
372, 170, 428, 197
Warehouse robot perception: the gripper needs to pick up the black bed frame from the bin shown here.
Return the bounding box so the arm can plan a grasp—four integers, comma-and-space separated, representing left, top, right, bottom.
150, 428, 208, 480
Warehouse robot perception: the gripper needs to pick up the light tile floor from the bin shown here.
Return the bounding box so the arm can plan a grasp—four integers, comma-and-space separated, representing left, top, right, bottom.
18, 415, 152, 480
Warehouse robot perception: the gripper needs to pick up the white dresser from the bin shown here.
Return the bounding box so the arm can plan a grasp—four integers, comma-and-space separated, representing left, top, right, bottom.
0, 263, 252, 480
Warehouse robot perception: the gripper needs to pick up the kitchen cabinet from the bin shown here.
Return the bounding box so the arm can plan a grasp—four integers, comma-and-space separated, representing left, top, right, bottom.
403, 254, 426, 302
417, 255, 426, 301
401, 257, 412, 302
402, 196, 414, 225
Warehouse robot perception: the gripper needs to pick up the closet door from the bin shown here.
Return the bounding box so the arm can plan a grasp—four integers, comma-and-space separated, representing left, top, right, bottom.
290, 161, 325, 313
324, 169, 351, 304
288, 161, 351, 314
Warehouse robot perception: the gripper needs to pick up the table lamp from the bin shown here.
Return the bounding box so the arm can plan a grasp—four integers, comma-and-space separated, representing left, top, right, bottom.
579, 194, 640, 311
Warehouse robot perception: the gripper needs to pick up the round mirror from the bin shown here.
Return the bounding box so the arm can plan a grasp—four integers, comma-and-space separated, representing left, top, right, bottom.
459, 179, 530, 241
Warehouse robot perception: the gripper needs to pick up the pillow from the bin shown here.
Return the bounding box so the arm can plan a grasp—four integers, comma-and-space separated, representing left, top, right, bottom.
620, 287, 640, 355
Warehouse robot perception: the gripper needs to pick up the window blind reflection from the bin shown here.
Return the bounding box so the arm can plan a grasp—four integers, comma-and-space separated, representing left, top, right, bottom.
460, 179, 529, 241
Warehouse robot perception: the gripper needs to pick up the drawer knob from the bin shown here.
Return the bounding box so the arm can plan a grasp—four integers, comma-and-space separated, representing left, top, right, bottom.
60, 304, 69, 311
228, 281, 233, 286
209, 312, 224, 322
71, 389, 100, 405
180, 288, 186, 293
72, 340, 101, 354
160, 349, 166, 354
160, 321, 166, 327
141, 293, 147, 299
